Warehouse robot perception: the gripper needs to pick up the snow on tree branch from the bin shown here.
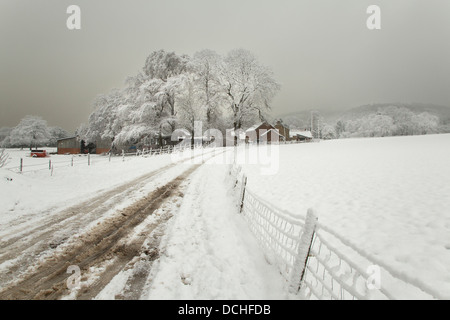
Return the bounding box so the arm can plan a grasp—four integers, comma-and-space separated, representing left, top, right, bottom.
80, 48, 281, 148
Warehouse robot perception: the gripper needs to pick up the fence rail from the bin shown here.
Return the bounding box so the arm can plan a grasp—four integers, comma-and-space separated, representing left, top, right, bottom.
229, 162, 444, 300
3, 143, 212, 174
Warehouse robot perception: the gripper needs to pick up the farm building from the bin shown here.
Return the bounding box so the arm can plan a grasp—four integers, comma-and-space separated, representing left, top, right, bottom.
96, 138, 112, 154
274, 120, 290, 142
245, 121, 281, 144
57, 136, 81, 155
260, 128, 285, 143
57, 137, 112, 155
146, 134, 183, 148
290, 130, 313, 142
224, 121, 288, 145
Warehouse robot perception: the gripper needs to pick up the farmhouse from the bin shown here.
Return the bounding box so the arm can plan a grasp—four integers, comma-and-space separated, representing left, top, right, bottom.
290, 130, 313, 142
260, 128, 285, 143
245, 121, 282, 144
274, 120, 290, 142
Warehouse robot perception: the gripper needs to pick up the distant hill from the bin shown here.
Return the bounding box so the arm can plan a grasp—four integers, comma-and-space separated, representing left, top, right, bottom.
273, 109, 343, 130
276, 103, 450, 128
337, 103, 450, 124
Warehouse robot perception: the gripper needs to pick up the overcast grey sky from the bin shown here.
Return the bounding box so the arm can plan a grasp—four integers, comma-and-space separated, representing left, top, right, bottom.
1, 0, 449, 132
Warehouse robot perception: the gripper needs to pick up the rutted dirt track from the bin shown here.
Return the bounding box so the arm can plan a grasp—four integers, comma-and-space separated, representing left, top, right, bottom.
0, 164, 201, 300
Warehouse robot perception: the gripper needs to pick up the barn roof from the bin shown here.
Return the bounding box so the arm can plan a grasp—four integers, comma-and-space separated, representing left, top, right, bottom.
260, 128, 285, 138
290, 130, 313, 138
57, 136, 78, 142
245, 121, 275, 132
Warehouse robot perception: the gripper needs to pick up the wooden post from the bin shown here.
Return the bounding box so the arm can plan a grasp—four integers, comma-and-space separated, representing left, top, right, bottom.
239, 175, 247, 213
71, 156, 74, 167
88, 153, 90, 166
49, 159, 51, 170
109, 152, 111, 162
289, 209, 318, 294
122, 150, 125, 162
20, 158, 23, 173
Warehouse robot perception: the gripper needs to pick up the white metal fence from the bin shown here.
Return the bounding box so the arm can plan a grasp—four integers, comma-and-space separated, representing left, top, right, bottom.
3, 143, 210, 175
229, 163, 444, 300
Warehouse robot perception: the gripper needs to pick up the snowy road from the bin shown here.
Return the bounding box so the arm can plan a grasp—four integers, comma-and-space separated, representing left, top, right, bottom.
0, 162, 199, 299
142, 156, 289, 300
0, 149, 227, 299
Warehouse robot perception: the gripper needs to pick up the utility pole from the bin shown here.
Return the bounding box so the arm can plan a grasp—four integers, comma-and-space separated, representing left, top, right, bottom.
310, 110, 321, 139
310, 110, 317, 139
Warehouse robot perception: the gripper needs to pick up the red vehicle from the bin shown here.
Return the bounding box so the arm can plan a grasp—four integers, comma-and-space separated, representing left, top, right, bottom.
30, 150, 47, 158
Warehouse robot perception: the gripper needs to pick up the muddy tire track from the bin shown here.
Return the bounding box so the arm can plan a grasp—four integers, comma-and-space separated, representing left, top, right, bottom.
0, 162, 177, 247
0, 162, 180, 287
0, 164, 200, 300
115, 216, 170, 300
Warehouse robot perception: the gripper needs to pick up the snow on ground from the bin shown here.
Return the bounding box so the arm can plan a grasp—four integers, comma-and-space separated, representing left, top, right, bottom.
0, 148, 213, 235
1, 146, 294, 300
1, 134, 449, 300
141, 154, 290, 300
236, 134, 450, 299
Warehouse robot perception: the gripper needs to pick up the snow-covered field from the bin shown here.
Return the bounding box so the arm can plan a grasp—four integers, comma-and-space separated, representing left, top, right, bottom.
237, 133, 450, 299
0, 147, 214, 228
1, 134, 449, 300
0, 149, 179, 228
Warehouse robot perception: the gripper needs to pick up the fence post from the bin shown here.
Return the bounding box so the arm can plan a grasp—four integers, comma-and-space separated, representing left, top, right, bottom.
122, 150, 125, 162
88, 153, 90, 166
239, 175, 247, 213
71, 156, 74, 167
289, 208, 318, 294
49, 159, 51, 170
20, 158, 23, 173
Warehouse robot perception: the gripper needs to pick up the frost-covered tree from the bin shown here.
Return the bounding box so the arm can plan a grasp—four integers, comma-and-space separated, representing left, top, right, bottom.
81, 48, 280, 148
377, 106, 414, 136
119, 73, 178, 146
335, 105, 440, 138
143, 50, 190, 82
335, 120, 346, 138
359, 114, 395, 137
189, 49, 225, 130
321, 123, 337, 140
109, 49, 191, 144
48, 126, 70, 146
143, 50, 190, 123
83, 89, 124, 145
411, 112, 439, 135
176, 74, 207, 145
8, 115, 52, 148
0, 127, 12, 147
219, 49, 280, 134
